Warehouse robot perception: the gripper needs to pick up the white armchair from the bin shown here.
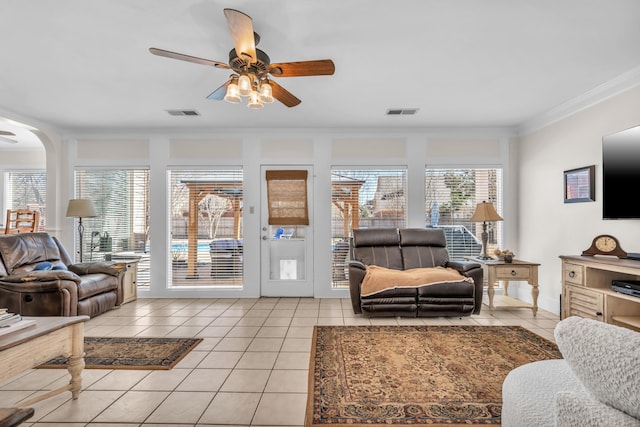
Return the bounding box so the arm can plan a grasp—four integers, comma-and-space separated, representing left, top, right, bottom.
502, 316, 640, 427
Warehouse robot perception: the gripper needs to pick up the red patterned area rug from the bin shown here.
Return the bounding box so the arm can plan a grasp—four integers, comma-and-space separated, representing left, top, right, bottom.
305, 325, 561, 426
38, 337, 202, 370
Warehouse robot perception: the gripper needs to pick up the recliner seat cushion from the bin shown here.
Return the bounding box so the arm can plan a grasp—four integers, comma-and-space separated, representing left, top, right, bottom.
360, 265, 472, 296
77, 274, 118, 300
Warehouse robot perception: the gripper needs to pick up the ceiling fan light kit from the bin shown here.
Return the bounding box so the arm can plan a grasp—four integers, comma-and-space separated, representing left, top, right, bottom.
150, 8, 335, 109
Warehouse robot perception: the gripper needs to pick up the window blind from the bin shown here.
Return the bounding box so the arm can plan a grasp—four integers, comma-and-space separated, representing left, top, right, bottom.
5, 170, 47, 230
168, 169, 243, 287
266, 170, 309, 225
74, 169, 150, 287
425, 168, 503, 260
330, 168, 407, 287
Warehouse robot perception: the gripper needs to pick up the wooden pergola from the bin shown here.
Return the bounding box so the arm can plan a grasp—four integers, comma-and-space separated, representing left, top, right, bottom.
179, 176, 362, 278
180, 180, 243, 278
331, 174, 365, 237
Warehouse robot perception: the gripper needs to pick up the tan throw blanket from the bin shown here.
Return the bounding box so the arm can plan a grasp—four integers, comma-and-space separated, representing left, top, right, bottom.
361, 265, 473, 297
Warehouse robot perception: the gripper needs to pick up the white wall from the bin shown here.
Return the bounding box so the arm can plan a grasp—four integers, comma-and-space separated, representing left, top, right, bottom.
518, 85, 640, 313
40, 129, 513, 299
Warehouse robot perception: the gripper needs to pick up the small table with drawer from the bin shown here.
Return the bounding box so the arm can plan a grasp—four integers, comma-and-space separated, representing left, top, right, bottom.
466, 257, 540, 316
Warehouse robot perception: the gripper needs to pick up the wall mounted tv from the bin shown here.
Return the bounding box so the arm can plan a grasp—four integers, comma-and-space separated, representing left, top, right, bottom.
602, 124, 640, 219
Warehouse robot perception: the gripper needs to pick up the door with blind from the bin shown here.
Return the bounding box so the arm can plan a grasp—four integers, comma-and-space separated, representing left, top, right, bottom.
260, 165, 314, 296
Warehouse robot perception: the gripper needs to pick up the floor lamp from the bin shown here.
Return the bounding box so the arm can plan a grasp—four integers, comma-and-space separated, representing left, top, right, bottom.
66, 199, 97, 262
470, 201, 503, 260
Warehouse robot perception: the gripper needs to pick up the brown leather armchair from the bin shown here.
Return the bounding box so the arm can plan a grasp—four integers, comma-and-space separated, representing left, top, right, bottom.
349, 228, 484, 317
0, 232, 125, 318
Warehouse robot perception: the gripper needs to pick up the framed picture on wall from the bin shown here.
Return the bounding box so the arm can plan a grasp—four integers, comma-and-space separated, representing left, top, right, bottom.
564, 165, 595, 203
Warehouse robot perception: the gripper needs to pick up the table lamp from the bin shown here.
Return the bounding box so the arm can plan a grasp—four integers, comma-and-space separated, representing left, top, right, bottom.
66, 199, 97, 262
470, 201, 503, 260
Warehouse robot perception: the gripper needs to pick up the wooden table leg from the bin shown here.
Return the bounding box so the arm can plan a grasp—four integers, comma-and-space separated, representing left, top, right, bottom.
530, 281, 539, 316
530, 267, 539, 316
68, 323, 85, 399
487, 267, 496, 313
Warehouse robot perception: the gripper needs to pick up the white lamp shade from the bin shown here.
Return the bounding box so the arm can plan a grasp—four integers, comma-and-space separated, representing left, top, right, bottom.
66, 199, 97, 218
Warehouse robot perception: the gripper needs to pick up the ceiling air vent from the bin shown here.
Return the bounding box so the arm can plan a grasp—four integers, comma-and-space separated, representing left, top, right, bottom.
166, 109, 200, 116
386, 108, 419, 116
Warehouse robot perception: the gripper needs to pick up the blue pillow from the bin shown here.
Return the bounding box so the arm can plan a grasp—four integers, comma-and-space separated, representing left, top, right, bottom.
33, 261, 53, 271
52, 265, 68, 270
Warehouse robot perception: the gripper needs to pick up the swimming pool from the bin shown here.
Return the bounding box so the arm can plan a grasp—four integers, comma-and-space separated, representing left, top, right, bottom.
170, 243, 211, 252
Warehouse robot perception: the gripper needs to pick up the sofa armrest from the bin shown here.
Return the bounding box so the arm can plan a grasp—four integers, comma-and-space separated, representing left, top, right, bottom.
556, 392, 640, 427
446, 260, 480, 273
446, 260, 484, 314
68, 261, 126, 277
555, 316, 640, 420
348, 261, 367, 314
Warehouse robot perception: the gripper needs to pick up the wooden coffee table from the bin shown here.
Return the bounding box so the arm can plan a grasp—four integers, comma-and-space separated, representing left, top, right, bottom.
0, 316, 89, 407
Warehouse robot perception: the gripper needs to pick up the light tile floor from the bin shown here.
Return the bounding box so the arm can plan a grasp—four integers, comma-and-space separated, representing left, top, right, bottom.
1, 297, 559, 426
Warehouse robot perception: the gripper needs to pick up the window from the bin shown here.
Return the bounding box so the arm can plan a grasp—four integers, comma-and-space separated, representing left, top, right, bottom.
4, 170, 46, 230
74, 169, 150, 288
425, 168, 503, 260
330, 168, 407, 287
168, 169, 243, 288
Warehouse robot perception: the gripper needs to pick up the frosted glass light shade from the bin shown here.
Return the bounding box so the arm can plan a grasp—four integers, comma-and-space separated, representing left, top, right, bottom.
238, 74, 252, 96
224, 81, 241, 103
259, 82, 274, 103
247, 91, 263, 109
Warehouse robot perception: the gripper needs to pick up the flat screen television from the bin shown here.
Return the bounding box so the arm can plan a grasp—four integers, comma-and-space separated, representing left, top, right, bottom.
602, 124, 640, 219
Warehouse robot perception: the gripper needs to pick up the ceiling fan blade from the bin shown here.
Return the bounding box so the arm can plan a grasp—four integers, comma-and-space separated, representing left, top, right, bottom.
0, 131, 16, 136
269, 80, 301, 107
269, 60, 335, 77
0, 136, 18, 144
224, 8, 257, 64
149, 48, 230, 69
207, 79, 232, 101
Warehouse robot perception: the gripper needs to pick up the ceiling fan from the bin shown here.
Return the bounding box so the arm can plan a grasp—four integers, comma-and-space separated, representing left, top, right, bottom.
149, 8, 335, 108
0, 131, 17, 144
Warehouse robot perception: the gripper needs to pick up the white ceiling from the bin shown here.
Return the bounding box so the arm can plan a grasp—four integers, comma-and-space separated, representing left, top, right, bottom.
2, 0, 640, 150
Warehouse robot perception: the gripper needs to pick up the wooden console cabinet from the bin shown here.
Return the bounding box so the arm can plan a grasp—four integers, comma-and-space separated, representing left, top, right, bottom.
560, 255, 640, 332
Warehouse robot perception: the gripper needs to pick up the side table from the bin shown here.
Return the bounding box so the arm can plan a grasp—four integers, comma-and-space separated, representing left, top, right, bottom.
111, 255, 140, 304
465, 257, 540, 316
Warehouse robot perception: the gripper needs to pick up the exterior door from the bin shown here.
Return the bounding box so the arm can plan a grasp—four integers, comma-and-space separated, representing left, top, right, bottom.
260, 165, 314, 296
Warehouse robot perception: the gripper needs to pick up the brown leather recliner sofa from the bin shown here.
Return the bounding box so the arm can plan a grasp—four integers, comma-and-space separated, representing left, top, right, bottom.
0, 232, 125, 318
348, 228, 484, 317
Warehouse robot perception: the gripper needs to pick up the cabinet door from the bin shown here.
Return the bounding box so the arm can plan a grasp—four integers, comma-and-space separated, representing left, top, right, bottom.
564, 283, 603, 321
122, 263, 138, 304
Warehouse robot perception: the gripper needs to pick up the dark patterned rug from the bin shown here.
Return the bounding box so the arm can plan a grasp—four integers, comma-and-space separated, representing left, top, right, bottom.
39, 337, 202, 370
305, 325, 562, 426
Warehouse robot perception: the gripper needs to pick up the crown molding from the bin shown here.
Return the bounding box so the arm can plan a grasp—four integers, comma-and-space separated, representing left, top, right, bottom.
519, 65, 640, 136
